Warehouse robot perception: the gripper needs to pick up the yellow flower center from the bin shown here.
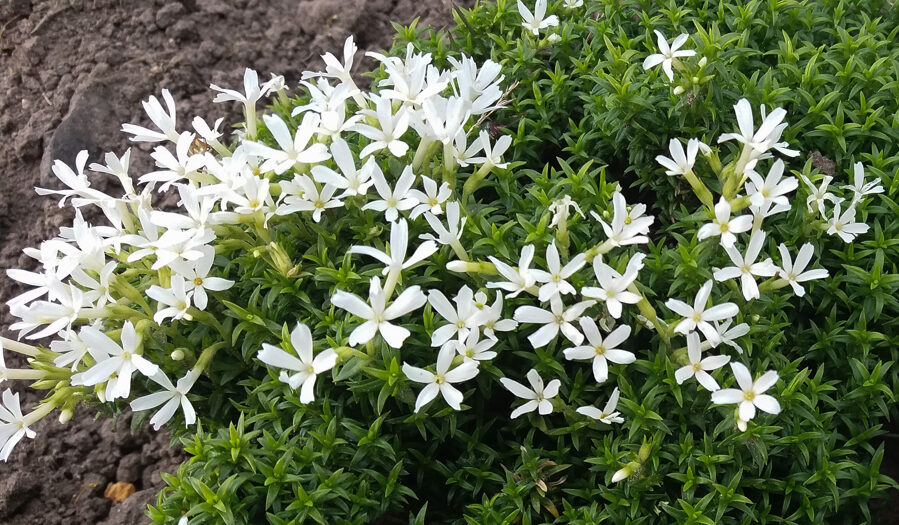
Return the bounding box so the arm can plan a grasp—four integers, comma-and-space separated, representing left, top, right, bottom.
595, 346, 606, 355
193, 277, 204, 286
435, 374, 446, 385
743, 391, 755, 401
692, 363, 702, 372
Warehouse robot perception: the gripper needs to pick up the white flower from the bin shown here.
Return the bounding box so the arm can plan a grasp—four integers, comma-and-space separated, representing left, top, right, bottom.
311, 138, 375, 198
576, 387, 624, 424
276, 174, 343, 222
352, 95, 411, 158
362, 165, 419, 222
697, 198, 752, 248
718, 99, 798, 166
513, 294, 596, 348
403, 346, 479, 412
210, 67, 283, 106
487, 245, 537, 298
257, 323, 338, 403
711, 362, 781, 428
421, 201, 466, 247
302, 36, 360, 95
713, 319, 750, 353
9, 281, 87, 340
243, 113, 330, 174
548, 195, 584, 228
642, 31, 696, 82
517, 0, 559, 36
713, 231, 778, 301
0, 390, 36, 461
139, 132, 207, 191
746, 159, 798, 210
563, 319, 635, 383
826, 202, 869, 242
331, 277, 426, 348
674, 333, 730, 391
147, 276, 194, 324
467, 131, 512, 169
121, 89, 179, 143
479, 293, 518, 340
563, 0, 583, 7
666, 280, 739, 345
348, 218, 437, 279
72, 321, 159, 400
130, 370, 198, 430
655, 138, 700, 176
454, 329, 498, 362
427, 286, 484, 346
591, 192, 654, 247
409, 176, 451, 219
170, 247, 234, 310
799, 173, 842, 217
581, 253, 645, 319
531, 242, 586, 302
500, 369, 560, 418
775, 243, 827, 297
843, 162, 884, 205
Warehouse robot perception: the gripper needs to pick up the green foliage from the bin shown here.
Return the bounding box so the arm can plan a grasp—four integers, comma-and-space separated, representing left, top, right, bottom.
153, 0, 899, 523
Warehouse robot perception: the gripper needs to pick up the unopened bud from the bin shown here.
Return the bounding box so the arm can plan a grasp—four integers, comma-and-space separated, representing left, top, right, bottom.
58, 408, 74, 424
691, 76, 700, 84
446, 260, 470, 272
638, 442, 652, 462
698, 57, 707, 67
612, 466, 631, 483
547, 33, 561, 44
171, 349, 185, 361
673, 86, 685, 95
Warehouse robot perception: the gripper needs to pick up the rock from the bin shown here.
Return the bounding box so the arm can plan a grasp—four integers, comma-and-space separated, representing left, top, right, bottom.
0, 471, 39, 518
97, 488, 156, 525
116, 452, 145, 484
38, 82, 118, 186
155, 2, 186, 29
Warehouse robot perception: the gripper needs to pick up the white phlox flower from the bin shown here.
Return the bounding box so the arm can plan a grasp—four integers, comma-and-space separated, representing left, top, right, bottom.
242, 113, 331, 175
563, 318, 635, 383
347, 218, 437, 287
467, 131, 512, 169
210, 67, 283, 107
531, 242, 586, 302
147, 275, 194, 324
121, 89, 180, 143
799, 173, 842, 217
513, 294, 596, 348
403, 345, 479, 412
257, 323, 338, 403
139, 132, 208, 191
130, 370, 199, 430
712, 319, 750, 353
718, 99, 798, 171
826, 202, 869, 242
665, 280, 739, 345
500, 369, 560, 418
71, 321, 159, 400
311, 138, 375, 198
697, 198, 752, 248
517, 0, 559, 36
711, 362, 781, 430
301, 35, 361, 99
409, 175, 451, 219
487, 245, 537, 298
352, 95, 411, 158
421, 200, 467, 248
0, 390, 37, 461
548, 195, 585, 228
427, 285, 485, 346
577, 386, 624, 424
581, 253, 645, 319
563, 0, 584, 7
713, 230, 778, 301
843, 162, 884, 206
745, 159, 798, 210
362, 165, 419, 222
591, 192, 654, 247
642, 31, 696, 82
454, 329, 498, 362
331, 277, 427, 348
479, 292, 518, 340
655, 138, 701, 176
674, 332, 730, 391
275, 174, 343, 223
775, 243, 828, 297
9, 281, 87, 340
170, 246, 235, 310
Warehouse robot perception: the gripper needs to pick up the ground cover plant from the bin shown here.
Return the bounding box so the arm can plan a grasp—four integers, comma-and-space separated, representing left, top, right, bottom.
2, 0, 899, 523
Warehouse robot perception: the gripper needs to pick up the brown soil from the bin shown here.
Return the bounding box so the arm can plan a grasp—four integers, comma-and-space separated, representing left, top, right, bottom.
0, 0, 460, 523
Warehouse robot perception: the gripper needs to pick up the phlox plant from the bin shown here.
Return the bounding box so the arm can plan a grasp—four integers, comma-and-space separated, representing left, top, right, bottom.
2, 0, 898, 524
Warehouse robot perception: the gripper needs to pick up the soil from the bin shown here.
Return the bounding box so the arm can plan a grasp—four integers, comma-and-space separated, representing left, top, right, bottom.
0, 0, 461, 523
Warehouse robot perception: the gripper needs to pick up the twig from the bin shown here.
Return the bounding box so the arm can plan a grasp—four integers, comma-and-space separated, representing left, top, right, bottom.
31, 4, 72, 36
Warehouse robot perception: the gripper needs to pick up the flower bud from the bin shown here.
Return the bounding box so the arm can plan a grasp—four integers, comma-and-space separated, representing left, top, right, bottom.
171, 349, 185, 361
698, 57, 707, 67
612, 466, 631, 483
547, 34, 561, 44
58, 408, 74, 424
692, 76, 700, 84
446, 260, 470, 272
673, 86, 685, 95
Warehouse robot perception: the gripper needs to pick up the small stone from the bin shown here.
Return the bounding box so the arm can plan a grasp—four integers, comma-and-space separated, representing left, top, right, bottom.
155, 2, 186, 29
